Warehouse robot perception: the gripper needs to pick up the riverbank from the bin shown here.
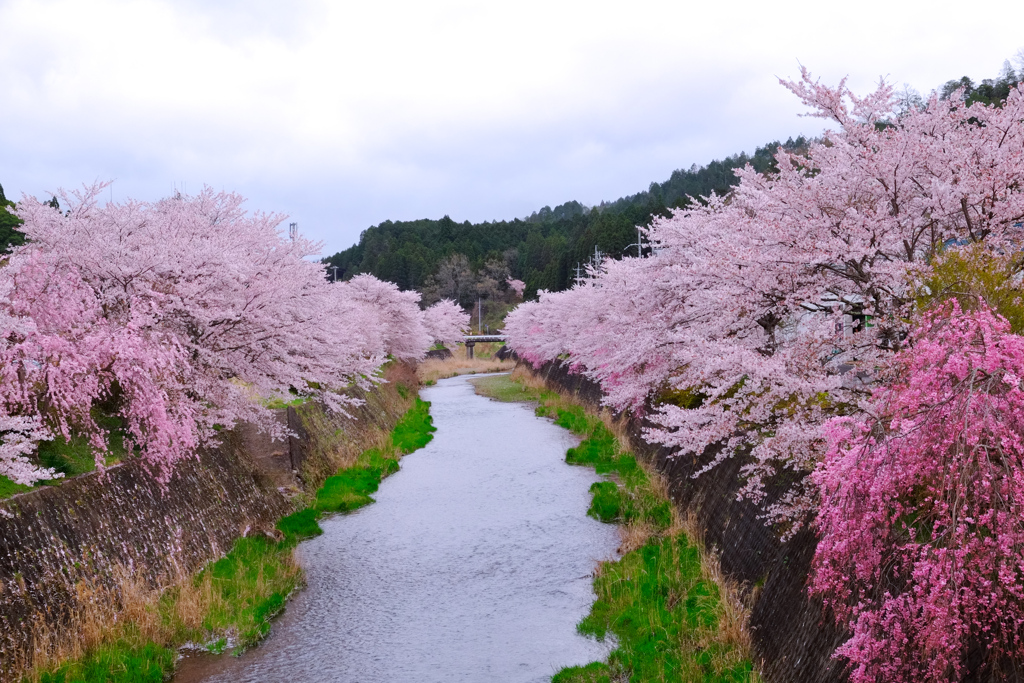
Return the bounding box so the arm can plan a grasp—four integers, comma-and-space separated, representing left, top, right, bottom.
471, 370, 760, 682
417, 341, 514, 384
14, 366, 429, 683
171, 372, 618, 682
276, 398, 435, 542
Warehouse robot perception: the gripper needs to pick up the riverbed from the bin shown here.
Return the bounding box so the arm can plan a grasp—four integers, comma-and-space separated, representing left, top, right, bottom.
174, 373, 618, 682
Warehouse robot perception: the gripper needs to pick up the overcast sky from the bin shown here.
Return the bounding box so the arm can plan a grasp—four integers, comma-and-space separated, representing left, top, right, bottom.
2, 0, 1022, 255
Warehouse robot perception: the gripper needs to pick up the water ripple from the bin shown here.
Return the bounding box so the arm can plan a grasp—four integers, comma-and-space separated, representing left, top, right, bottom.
175, 374, 617, 683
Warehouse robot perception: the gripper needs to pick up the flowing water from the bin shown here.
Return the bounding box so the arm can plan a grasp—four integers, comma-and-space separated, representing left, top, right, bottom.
175, 373, 618, 683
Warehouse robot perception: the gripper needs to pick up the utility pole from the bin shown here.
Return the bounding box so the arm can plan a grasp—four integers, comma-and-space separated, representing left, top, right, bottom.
477, 298, 482, 334
626, 226, 647, 258
331, 266, 338, 282
289, 222, 298, 241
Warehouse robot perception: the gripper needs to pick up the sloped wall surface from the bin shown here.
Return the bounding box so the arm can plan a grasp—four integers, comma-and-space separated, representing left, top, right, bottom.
0, 436, 291, 669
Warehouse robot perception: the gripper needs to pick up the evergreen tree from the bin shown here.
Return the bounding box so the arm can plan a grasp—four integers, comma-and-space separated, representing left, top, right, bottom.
0, 183, 26, 253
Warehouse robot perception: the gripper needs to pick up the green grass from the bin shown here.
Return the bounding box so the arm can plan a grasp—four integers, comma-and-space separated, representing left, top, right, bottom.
27, 509, 304, 682
263, 396, 310, 410
277, 397, 435, 542
276, 507, 322, 540
195, 536, 300, 647
37, 643, 174, 683
32, 534, 307, 682
42, 412, 128, 476
391, 398, 436, 454
2, 413, 129, 500
313, 448, 399, 514
522, 386, 756, 682
0, 475, 32, 499
555, 535, 755, 683
470, 373, 555, 403
546, 404, 672, 529
36, 435, 107, 481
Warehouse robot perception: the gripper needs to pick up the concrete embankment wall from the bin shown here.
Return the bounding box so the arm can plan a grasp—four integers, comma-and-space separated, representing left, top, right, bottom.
0, 362, 417, 676
527, 360, 850, 683
0, 440, 292, 669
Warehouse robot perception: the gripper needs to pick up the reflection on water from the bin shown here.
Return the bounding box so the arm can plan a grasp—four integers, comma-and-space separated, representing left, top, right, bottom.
175, 373, 617, 683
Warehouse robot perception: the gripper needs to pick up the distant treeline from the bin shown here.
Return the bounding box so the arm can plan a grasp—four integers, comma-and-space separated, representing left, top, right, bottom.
324, 137, 807, 299
325, 58, 1024, 300
938, 59, 1022, 107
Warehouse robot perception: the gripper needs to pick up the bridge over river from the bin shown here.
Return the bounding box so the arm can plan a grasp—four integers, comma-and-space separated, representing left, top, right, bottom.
462, 334, 506, 358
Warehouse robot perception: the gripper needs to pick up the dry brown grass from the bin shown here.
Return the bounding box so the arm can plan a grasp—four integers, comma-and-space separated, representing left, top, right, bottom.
509, 364, 548, 390
16, 544, 305, 682
617, 519, 656, 554
417, 356, 515, 384
20, 573, 143, 676
299, 361, 417, 493
677, 510, 759, 664
18, 565, 182, 680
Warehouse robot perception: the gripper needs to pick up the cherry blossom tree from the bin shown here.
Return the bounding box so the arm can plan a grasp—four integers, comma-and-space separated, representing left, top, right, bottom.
332, 274, 432, 362
812, 302, 1024, 682
508, 71, 1024, 530
506, 278, 525, 298
0, 185, 399, 483
423, 299, 470, 346
0, 413, 57, 486
506, 68, 1024, 679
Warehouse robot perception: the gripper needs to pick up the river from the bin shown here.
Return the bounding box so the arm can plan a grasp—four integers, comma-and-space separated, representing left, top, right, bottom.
174, 373, 618, 683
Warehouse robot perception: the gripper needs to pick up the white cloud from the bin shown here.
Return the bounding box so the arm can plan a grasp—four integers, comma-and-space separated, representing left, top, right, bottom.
1, 0, 1021, 252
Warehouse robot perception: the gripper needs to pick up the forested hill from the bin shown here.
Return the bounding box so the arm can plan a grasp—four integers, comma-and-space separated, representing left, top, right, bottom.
324, 57, 1024, 300
324, 137, 807, 298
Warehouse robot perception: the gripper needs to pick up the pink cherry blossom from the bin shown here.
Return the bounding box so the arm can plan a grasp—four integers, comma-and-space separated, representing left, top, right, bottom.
0, 185, 435, 484
506, 70, 1024, 676
423, 299, 470, 346
332, 274, 432, 362
508, 71, 1024, 531
812, 302, 1024, 681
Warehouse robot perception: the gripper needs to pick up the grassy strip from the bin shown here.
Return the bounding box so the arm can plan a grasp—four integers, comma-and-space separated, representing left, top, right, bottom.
277, 397, 434, 541
29, 398, 435, 683
38, 644, 174, 683
548, 403, 754, 683
474, 371, 757, 683
262, 396, 309, 410
469, 372, 551, 403
417, 349, 516, 385
32, 534, 302, 683
2, 413, 129, 500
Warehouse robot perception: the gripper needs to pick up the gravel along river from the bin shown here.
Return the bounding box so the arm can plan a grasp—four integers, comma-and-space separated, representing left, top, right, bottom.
174, 373, 618, 682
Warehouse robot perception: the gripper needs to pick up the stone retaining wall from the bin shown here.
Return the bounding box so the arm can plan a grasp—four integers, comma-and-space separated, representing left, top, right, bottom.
0, 434, 291, 673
